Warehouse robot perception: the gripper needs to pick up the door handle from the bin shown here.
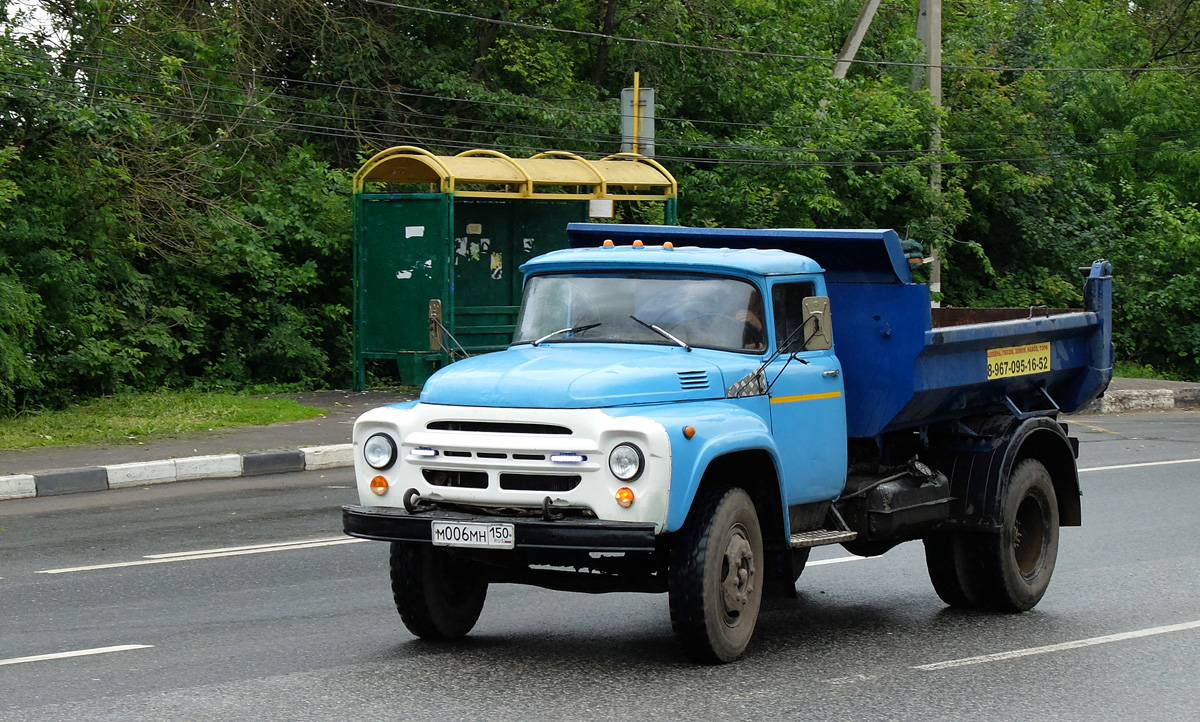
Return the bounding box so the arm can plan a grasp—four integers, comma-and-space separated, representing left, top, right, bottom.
823, 369, 840, 378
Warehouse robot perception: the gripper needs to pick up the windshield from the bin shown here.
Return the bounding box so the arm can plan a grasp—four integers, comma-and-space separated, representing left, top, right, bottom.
513, 273, 766, 353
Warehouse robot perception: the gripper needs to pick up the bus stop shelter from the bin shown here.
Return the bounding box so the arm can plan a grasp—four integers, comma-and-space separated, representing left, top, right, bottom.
352, 146, 678, 388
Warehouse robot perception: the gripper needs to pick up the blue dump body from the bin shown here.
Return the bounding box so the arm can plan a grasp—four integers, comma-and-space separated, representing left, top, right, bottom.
567, 224, 1113, 440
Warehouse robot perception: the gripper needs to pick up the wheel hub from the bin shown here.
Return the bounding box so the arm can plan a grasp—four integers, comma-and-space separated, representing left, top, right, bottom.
721, 532, 755, 619
1013, 494, 1047, 578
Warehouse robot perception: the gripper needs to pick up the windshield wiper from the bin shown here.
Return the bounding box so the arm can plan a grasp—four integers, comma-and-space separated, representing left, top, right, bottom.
531, 322, 602, 347
629, 315, 691, 351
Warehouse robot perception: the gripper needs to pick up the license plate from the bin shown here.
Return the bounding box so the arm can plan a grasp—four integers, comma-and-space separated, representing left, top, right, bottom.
431, 521, 515, 549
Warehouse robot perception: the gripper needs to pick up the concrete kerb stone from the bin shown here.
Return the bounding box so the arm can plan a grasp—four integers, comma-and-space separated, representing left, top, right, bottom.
1175, 387, 1200, 408
35, 467, 109, 497
1082, 389, 1175, 414
302, 444, 354, 470
242, 449, 305, 477
1075, 386, 1200, 414
1, 474, 37, 501
106, 459, 178, 489
176, 454, 243, 481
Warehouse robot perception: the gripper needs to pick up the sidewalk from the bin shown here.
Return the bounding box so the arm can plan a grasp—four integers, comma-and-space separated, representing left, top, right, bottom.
2, 379, 1197, 501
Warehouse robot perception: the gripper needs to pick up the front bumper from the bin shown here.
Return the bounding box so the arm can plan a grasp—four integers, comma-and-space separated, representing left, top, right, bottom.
343, 505, 658, 552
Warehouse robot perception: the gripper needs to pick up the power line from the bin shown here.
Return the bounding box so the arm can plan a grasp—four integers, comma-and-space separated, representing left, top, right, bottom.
356, 0, 1200, 75
13, 49, 1200, 158
13, 47, 1187, 143
15, 67, 1193, 161
4, 77, 1197, 171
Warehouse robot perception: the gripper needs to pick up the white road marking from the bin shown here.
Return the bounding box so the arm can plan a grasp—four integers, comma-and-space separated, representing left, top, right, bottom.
914, 620, 1200, 671
1079, 457, 1200, 473
0, 644, 153, 667
808, 556, 868, 567
37, 537, 366, 574
144, 536, 350, 558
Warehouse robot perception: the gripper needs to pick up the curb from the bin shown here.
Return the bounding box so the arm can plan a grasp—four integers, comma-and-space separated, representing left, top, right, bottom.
0, 444, 354, 502
1075, 387, 1200, 415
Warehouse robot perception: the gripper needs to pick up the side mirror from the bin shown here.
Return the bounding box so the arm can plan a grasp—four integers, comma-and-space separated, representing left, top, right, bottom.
801, 296, 833, 351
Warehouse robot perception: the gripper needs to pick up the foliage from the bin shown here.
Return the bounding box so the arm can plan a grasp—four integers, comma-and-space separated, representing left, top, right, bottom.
1112, 360, 1191, 382
2, 0, 1200, 413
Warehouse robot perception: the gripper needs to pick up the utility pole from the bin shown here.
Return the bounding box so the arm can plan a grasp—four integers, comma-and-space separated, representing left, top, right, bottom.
917, 0, 944, 308
833, 0, 883, 79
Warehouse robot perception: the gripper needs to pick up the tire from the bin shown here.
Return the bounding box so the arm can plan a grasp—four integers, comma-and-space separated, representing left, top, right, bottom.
389, 542, 488, 639
668, 486, 765, 664
923, 533, 975, 608
970, 458, 1060, 611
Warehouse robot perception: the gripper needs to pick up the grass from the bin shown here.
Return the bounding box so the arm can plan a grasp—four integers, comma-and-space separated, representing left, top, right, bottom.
1113, 361, 1195, 383
0, 390, 326, 451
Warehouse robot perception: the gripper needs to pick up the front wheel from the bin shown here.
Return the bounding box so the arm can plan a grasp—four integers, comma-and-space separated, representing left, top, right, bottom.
389, 542, 488, 639
668, 486, 765, 663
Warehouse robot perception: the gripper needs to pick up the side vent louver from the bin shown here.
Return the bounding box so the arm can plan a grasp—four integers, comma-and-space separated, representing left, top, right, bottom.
678, 371, 710, 390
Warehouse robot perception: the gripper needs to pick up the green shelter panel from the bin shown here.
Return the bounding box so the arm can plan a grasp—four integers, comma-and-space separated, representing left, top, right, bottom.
356, 197, 449, 355
452, 200, 584, 351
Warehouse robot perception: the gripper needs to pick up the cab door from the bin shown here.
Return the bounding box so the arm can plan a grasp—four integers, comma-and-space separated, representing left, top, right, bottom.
764, 280, 848, 505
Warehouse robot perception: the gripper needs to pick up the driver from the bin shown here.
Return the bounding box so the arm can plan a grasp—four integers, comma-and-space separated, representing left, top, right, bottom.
736, 291, 765, 350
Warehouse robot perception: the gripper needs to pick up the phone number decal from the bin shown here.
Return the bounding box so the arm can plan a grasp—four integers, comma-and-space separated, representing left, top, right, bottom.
987, 342, 1051, 380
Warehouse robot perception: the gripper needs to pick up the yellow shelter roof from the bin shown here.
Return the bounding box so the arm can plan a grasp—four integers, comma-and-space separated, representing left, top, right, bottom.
354, 146, 677, 201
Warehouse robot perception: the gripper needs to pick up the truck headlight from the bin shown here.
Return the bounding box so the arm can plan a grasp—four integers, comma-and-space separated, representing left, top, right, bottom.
608, 443, 644, 481
364, 433, 398, 470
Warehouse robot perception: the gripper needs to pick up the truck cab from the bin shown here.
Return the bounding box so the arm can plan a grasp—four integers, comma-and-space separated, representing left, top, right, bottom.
344, 224, 1112, 663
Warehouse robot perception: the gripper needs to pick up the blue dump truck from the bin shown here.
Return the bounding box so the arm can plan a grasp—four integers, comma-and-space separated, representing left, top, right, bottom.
343, 223, 1113, 663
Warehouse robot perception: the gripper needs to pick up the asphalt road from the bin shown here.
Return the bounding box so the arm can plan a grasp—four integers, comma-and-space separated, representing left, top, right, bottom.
2, 411, 1198, 721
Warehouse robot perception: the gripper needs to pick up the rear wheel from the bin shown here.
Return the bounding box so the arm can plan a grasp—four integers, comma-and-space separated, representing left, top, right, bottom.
390, 542, 488, 639
923, 532, 976, 608
928, 459, 1060, 612
668, 486, 764, 663
975, 459, 1060, 611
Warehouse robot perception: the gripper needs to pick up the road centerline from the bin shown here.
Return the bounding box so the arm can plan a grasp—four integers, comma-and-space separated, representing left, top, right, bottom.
37, 537, 367, 574
808, 556, 868, 567
1078, 457, 1200, 473
0, 644, 153, 667
144, 536, 351, 559
914, 620, 1200, 671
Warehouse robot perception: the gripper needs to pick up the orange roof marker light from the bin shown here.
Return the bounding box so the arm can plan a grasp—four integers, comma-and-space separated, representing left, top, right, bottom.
663, 242, 675, 250
602, 239, 615, 247
633, 240, 644, 248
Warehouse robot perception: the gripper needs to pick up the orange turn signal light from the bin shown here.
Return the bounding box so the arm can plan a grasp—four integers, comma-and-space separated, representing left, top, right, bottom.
683, 426, 696, 440
615, 487, 635, 508
370, 476, 389, 495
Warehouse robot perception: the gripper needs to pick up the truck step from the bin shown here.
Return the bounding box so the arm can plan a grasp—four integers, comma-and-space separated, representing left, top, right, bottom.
790, 529, 858, 548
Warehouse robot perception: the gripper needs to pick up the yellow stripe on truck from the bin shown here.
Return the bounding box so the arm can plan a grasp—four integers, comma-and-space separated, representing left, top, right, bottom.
769, 391, 843, 405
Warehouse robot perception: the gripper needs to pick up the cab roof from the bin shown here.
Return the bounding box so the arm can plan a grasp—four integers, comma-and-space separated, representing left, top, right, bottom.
520, 244, 824, 278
